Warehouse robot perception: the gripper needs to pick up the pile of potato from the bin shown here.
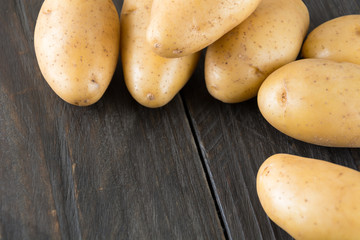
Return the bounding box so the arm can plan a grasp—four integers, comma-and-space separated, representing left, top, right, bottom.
34, 0, 360, 238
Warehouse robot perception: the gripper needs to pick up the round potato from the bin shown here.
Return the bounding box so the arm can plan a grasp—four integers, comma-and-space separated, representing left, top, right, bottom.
146, 0, 262, 58
302, 15, 360, 65
34, 0, 120, 106
121, 0, 200, 108
257, 59, 360, 147
257, 153, 360, 240
205, 0, 309, 103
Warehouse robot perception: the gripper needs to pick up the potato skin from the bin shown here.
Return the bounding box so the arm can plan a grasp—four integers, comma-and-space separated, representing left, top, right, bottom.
121, 0, 200, 108
205, 0, 309, 103
257, 153, 360, 240
146, 0, 262, 58
34, 0, 120, 106
302, 15, 360, 65
257, 59, 360, 147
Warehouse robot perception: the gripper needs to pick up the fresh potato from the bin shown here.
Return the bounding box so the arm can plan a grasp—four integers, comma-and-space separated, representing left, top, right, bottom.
120, 0, 200, 108
34, 0, 120, 106
257, 153, 360, 240
257, 59, 360, 147
205, 0, 309, 103
146, 0, 262, 58
302, 15, 360, 65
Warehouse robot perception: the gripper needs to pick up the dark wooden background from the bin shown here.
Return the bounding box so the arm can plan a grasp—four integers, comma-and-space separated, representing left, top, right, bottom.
1, 0, 359, 239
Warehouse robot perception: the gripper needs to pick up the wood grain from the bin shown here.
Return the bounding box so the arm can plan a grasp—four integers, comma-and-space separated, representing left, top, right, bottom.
1, 0, 360, 239
181, 1, 360, 239
0, 0, 224, 239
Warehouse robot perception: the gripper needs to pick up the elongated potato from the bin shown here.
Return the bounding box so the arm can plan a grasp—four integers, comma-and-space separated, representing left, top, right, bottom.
146, 0, 262, 58
34, 0, 120, 106
205, 0, 309, 103
257, 153, 360, 240
258, 59, 360, 147
302, 15, 360, 65
121, 0, 200, 108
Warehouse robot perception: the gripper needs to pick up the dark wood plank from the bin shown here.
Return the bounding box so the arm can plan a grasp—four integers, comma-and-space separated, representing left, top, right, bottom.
0, 0, 224, 239
181, 1, 360, 239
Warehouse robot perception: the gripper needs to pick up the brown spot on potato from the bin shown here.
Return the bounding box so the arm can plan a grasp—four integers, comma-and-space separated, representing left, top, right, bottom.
191, 25, 200, 31
211, 85, 218, 91
173, 49, 183, 55
262, 166, 270, 176
43, 9, 52, 14
249, 64, 264, 77
147, 93, 155, 101
356, 28, 360, 36
88, 78, 99, 93
281, 90, 287, 103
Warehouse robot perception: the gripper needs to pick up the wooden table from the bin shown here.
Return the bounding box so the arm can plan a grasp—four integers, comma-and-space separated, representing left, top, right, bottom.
1, 0, 359, 239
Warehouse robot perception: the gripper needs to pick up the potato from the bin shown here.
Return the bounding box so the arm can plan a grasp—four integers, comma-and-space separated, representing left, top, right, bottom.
34, 0, 120, 106
257, 153, 360, 240
120, 0, 200, 108
146, 0, 262, 58
302, 15, 360, 65
257, 59, 360, 147
205, 0, 309, 103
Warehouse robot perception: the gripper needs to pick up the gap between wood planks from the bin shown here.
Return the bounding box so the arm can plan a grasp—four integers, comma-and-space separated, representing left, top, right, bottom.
179, 94, 232, 240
